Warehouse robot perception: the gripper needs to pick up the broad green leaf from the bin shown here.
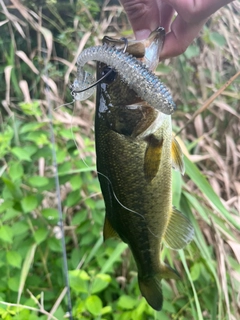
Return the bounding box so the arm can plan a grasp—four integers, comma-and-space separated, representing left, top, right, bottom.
190, 262, 201, 281
65, 190, 81, 207
20, 122, 46, 133
69, 270, 90, 293
58, 128, 74, 139
34, 228, 48, 244
185, 45, 200, 59
11, 221, 29, 236
19, 101, 41, 116
85, 295, 102, 316
58, 162, 72, 174
11, 147, 31, 161
2, 208, 20, 222
56, 149, 67, 163
21, 195, 38, 213
1, 177, 23, 199
41, 208, 59, 221
28, 176, 49, 187
0, 126, 14, 158
25, 132, 49, 146
0, 225, 13, 243
209, 32, 226, 47
47, 238, 62, 252
91, 273, 111, 294
6, 251, 22, 268
101, 306, 112, 315
70, 175, 82, 191
9, 162, 23, 181
8, 276, 20, 292
0, 199, 14, 213
162, 300, 176, 313
23, 144, 38, 157
117, 295, 138, 310
71, 209, 88, 225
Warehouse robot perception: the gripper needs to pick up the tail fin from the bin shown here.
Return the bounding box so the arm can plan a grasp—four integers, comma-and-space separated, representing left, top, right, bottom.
138, 275, 163, 311
138, 263, 180, 311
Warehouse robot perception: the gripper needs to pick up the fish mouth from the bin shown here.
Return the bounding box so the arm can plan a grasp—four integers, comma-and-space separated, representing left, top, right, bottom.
102, 27, 165, 71
94, 27, 174, 112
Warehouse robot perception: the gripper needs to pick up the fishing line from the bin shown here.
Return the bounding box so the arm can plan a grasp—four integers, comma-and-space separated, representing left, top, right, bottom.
54, 100, 75, 111
42, 53, 73, 320
48, 101, 73, 320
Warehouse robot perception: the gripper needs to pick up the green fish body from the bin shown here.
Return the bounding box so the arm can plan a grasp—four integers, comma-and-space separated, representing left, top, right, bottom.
95, 28, 194, 311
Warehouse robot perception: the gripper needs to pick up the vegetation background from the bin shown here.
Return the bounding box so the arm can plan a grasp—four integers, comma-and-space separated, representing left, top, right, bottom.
0, 0, 239, 319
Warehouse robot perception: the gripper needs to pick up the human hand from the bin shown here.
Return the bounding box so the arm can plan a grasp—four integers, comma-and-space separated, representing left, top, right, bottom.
119, 0, 233, 59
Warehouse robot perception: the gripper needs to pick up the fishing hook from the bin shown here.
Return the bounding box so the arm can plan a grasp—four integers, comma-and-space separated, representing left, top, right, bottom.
71, 37, 129, 94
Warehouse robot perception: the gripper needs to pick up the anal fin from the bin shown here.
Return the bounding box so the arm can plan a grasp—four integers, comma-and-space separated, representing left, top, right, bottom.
171, 137, 185, 175
160, 262, 181, 280
138, 263, 180, 311
103, 216, 119, 241
163, 207, 194, 249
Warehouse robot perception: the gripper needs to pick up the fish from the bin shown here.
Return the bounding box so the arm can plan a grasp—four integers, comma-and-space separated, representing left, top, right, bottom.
71, 27, 194, 311
94, 27, 194, 311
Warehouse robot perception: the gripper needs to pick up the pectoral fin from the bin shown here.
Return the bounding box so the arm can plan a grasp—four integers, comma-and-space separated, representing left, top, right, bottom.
103, 216, 119, 241
171, 138, 185, 175
144, 135, 163, 182
163, 207, 194, 249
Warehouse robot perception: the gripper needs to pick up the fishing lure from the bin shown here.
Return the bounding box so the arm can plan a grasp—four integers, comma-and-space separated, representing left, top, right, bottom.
70, 36, 176, 115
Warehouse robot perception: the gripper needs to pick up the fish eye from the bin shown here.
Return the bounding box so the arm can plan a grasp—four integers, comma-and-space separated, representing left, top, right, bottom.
101, 66, 117, 84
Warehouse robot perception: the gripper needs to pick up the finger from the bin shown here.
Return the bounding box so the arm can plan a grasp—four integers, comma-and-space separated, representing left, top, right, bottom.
119, 0, 160, 39
160, 15, 207, 59
159, 3, 175, 33
166, 0, 233, 24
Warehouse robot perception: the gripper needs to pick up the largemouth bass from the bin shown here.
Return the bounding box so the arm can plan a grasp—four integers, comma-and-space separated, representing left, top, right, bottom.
71, 27, 194, 311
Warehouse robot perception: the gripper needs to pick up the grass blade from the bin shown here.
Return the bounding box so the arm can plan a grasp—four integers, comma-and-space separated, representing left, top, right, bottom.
184, 156, 240, 230
17, 243, 37, 304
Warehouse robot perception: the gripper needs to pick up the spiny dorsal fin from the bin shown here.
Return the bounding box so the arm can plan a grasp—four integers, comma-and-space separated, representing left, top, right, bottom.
144, 135, 163, 182
163, 207, 194, 250
103, 216, 119, 241
171, 137, 185, 175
